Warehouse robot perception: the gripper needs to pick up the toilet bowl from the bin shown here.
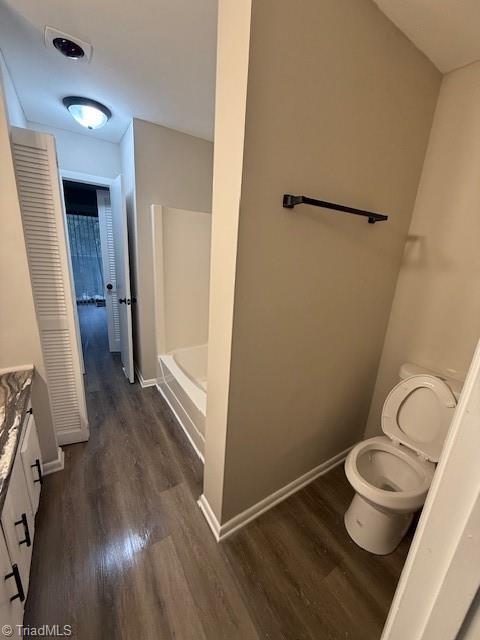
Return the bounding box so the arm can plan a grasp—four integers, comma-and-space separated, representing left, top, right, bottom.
344, 365, 459, 555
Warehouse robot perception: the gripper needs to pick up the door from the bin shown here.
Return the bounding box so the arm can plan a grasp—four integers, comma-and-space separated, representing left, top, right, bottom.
110, 175, 134, 382
11, 127, 89, 445
97, 189, 121, 353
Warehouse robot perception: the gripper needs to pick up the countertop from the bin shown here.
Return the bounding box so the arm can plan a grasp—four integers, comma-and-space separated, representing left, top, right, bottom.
0, 367, 34, 512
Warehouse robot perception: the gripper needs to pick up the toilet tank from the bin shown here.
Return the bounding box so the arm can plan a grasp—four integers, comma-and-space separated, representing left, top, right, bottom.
399, 362, 463, 400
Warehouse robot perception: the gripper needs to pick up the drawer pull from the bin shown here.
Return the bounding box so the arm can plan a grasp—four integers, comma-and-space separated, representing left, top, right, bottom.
14, 513, 31, 547
31, 458, 43, 485
5, 564, 25, 602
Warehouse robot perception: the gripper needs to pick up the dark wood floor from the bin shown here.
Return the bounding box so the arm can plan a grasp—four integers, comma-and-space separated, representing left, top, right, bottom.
24, 304, 410, 639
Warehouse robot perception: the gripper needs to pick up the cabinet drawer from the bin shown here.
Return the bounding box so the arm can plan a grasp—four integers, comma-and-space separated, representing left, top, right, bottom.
0, 532, 23, 633
20, 413, 42, 514
1, 455, 34, 597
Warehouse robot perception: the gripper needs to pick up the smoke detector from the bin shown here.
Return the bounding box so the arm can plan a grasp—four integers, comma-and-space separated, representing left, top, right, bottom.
45, 27, 93, 63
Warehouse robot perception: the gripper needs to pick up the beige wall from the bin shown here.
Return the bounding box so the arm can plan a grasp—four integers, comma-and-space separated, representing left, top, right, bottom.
129, 119, 213, 380
458, 590, 480, 640
203, 0, 253, 518
205, 0, 441, 523
152, 206, 211, 355
365, 62, 480, 438
0, 79, 58, 463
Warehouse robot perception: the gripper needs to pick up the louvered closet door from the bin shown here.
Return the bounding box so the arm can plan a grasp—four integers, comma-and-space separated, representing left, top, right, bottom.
11, 127, 89, 445
97, 189, 121, 352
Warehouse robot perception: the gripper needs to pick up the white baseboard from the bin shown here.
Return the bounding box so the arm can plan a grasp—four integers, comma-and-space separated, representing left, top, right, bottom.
135, 364, 156, 388
156, 384, 205, 463
198, 446, 351, 541
43, 447, 65, 476
198, 494, 222, 541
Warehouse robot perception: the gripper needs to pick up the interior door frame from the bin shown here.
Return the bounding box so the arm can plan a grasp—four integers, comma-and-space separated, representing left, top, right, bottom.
61, 170, 114, 189
61, 170, 114, 365
62, 170, 134, 384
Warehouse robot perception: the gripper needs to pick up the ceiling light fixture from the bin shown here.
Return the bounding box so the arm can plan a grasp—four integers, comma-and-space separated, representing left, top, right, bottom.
63, 96, 111, 130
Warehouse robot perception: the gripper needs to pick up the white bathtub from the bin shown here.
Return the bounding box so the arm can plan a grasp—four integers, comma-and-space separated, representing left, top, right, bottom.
157, 344, 207, 460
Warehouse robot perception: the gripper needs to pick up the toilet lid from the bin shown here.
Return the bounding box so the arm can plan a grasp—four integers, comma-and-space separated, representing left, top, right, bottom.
381, 374, 456, 462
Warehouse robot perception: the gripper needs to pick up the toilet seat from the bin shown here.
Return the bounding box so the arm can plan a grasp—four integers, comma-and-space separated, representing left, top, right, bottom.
381, 374, 456, 462
345, 436, 435, 512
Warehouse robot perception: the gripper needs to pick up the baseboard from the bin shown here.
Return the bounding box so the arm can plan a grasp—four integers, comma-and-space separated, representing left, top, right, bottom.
43, 447, 65, 476
198, 494, 221, 541
156, 384, 205, 463
135, 364, 156, 388
198, 446, 351, 541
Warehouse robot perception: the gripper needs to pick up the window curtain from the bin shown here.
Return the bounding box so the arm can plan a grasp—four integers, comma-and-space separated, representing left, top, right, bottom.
66, 214, 104, 302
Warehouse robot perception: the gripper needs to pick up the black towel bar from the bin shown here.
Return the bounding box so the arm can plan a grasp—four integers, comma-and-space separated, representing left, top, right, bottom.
283, 194, 388, 224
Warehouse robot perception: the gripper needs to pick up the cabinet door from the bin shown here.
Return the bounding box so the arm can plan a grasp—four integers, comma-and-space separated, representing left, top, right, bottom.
0, 532, 23, 635
1, 455, 34, 596
20, 413, 42, 514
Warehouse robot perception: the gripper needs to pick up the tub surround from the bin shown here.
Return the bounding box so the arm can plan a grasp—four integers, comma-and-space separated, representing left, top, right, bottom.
0, 366, 33, 510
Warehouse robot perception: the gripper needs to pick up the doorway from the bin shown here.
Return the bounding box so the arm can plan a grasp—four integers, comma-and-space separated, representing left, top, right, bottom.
61, 173, 134, 383
63, 180, 107, 302
63, 179, 111, 362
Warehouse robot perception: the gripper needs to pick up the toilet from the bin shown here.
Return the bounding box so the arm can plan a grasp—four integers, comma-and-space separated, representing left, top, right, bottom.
344, 363, 461, 555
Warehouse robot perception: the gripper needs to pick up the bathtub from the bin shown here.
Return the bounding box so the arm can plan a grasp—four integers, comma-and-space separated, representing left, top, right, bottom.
157, 344, 207, 460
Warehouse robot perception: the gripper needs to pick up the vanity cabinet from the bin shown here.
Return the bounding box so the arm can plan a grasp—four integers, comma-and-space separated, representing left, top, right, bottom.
0, 407, 42, 622
1, 452, 35, 595
20, 413, 42, 514
0, 532, 23, 632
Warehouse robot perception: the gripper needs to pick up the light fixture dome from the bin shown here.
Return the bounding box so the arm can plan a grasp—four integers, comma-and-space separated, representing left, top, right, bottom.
63, 96, 111, 130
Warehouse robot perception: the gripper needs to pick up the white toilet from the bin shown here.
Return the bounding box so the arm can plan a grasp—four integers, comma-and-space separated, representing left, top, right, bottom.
344, 363, 461, 555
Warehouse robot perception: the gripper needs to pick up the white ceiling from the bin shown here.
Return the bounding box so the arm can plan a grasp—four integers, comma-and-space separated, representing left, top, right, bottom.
373, 0, 480, 73
1, 1, 478, 144
0, 0, 217, 143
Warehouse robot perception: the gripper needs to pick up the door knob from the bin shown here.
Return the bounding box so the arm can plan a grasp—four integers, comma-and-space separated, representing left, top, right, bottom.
119, 298, 131, 305
106, 283, 113, 291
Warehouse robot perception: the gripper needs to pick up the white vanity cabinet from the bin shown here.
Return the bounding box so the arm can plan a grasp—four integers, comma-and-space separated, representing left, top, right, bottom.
0, 407, 43, 620
0, 532, 23, 632
20, 413, 43, 514
1, 452, 35, 595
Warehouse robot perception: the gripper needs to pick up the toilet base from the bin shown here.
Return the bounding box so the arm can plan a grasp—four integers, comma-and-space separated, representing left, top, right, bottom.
345, 493, 413, 555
